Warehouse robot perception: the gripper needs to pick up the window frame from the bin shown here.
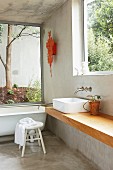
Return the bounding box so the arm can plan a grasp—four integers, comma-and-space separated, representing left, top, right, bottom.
0, 21, 44, 107
72, 0, 113, 76
83, 0, 113, 75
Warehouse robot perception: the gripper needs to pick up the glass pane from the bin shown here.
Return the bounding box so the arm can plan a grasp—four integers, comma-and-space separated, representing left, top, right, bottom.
86, 0, 113, 71
0, 24, 41, 105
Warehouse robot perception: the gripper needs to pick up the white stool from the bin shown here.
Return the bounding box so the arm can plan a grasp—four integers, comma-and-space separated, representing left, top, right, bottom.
19, 121, 46, 157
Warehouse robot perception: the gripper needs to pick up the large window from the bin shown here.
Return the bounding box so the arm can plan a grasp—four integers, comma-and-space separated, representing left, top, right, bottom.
0, 23, 42, 105
84, 0, 113, 72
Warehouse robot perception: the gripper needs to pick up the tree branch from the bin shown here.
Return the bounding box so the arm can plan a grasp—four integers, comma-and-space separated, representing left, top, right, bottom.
0, 55, 6, 69
7, 26, 27, 48
21, 33, 40, 38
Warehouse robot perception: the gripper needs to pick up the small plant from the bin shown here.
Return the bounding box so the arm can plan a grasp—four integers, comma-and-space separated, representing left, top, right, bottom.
26, 80, 41, 102
13, 84, 18, 88
86, 95, 101, 115
7, 89, 14, 95
87, 95, 101, 102
6, 99, 15, 104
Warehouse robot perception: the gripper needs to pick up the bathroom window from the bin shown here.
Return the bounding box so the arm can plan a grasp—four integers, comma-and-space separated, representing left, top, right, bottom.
0, 23, 42, 105
84, 0, 113, 73
72, 0, 113, 75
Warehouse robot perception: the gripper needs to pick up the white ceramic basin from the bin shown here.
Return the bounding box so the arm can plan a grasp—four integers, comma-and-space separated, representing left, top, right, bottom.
53, 98, 89, 113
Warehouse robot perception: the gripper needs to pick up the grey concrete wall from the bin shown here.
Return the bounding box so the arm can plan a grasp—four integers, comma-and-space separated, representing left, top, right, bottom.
0, 25, 40, 87
42, 0, 113, 169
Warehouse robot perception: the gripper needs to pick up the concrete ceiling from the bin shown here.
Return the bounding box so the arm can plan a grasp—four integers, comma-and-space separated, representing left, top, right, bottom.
0, 0, 67, 25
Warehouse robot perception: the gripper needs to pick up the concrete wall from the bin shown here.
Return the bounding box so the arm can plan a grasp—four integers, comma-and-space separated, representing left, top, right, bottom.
42, 0, 113, 169
0, 25, 40, 87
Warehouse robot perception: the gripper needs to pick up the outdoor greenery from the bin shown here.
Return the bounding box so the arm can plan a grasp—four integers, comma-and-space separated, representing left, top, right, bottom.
87, 95, 101, 102
6, 99, 15, 104
7, 89, 14, 95
26, 80, 41, 102
13, 84, 18, 88
87, 0, 113, 71
0, 24, 40, 90
0, 24, 41, 104
0, 24, 3, 43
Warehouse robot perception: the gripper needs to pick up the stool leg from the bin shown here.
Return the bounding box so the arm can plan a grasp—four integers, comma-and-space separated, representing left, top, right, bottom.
36, 129, 41, 146
38, 128, 46, 154
21, 129, 27, 157
19, 145, 21, 150
29, 134, 34, 143
26, 133, 29, 140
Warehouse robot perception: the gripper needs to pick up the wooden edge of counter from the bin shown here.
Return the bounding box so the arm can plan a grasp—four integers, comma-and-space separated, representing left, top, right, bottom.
45, 107, 113, 148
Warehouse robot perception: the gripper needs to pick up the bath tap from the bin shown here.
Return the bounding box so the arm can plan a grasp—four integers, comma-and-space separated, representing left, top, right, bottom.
74, 86, 92, 94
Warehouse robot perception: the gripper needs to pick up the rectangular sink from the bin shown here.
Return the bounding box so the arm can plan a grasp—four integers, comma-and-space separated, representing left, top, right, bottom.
53, 98, 89, 113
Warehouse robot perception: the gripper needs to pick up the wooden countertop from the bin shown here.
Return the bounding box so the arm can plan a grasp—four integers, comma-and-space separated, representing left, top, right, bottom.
46, 107, 113, 148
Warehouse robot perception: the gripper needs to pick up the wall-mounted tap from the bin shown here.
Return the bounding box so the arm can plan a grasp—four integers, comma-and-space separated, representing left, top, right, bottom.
74, 86, 92, 94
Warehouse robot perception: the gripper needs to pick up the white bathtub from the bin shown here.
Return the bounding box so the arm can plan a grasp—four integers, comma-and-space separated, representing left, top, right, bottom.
0, 106, 47, 136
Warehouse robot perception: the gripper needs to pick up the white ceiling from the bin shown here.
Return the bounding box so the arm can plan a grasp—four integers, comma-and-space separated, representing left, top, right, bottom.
0, 0, 67, 24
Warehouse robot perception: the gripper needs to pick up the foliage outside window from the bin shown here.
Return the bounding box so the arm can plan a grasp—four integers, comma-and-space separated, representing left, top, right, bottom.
0, 24, 41, 105
26, 80, 41, 102
85, 0, 113, 72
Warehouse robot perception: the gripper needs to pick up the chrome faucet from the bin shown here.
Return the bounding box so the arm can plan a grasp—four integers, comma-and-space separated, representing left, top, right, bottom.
74, 86, 92, 94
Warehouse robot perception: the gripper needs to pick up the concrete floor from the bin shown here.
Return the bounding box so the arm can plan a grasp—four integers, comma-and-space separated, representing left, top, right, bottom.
0, 131, 99, 170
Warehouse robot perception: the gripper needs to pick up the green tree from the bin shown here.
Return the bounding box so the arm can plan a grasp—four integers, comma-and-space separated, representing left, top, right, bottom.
88, 29, 113, 71
88, 0, 113, 52
87, 0, 113, 71
26, 80, 41, 102
0, 24, 40, 89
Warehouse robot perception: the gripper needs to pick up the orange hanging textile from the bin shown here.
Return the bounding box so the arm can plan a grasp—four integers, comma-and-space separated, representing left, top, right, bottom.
46, 31, 57, 77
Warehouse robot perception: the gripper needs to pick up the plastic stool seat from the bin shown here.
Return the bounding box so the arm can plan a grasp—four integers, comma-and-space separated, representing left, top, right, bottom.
25, 122, 43, 130
20, 121, 46, 157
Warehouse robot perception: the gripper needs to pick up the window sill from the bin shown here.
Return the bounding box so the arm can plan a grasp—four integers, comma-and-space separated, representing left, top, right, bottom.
74, 71, 113, 76
0, 102, 43, 108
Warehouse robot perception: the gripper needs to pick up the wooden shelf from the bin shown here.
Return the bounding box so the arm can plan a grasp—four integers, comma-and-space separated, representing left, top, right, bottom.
45, 107, 113, 148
